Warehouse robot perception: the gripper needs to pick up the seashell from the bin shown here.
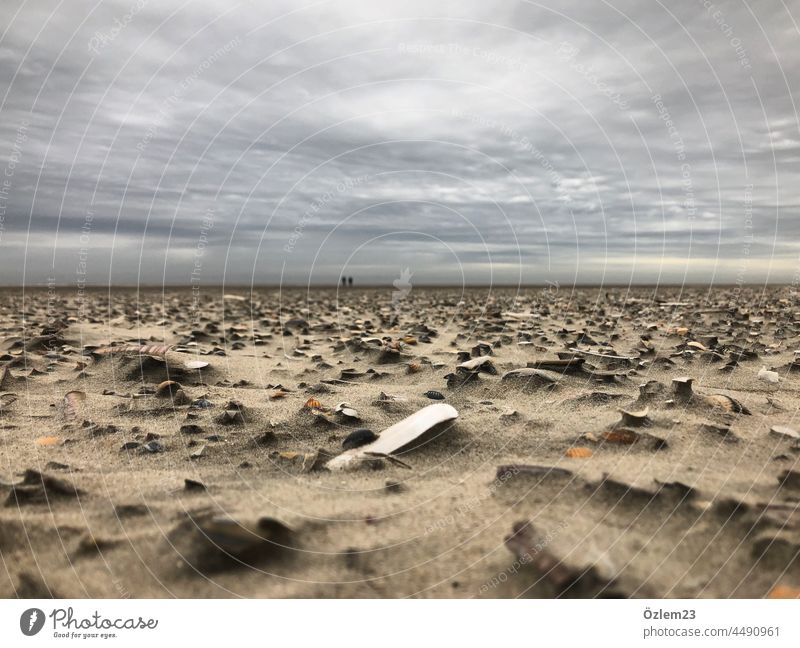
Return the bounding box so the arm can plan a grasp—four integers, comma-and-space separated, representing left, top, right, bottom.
270, 390, 289, 399
0, 393, 17, 413
702, 393, 750, 415
618, 407, 650, 427
327, 403, 459, 471
758, 366, 780, 384
141, 440, 165, 453
770, 425, 800, 440
457, 356, 497, 375
35, 436, 62, 447
269, 449, 330, 473
686, 341, 707, 351
407, 362, 422, 374
62, 391, 86, 422
424, 390, 445, 400
304, 397, 322, 409
342, 429, 378, 450
155, 380, 182, 398
216, 409, 245, 425
334, 402, 360, 419
564, 447, 593, 458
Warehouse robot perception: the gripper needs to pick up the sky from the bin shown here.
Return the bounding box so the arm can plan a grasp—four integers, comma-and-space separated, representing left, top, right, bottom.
0, 0, 798, 287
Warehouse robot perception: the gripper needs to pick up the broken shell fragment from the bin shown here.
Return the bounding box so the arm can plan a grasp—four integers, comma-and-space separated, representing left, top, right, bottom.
770, 425, 800, 440
617, 407, 650, 428
456, 356, 497, 375
155, 380, 182, 398
564, 447, 593, 458
327, 403, 459, 471
758, 366, 780, 384
334, 402, 360, 419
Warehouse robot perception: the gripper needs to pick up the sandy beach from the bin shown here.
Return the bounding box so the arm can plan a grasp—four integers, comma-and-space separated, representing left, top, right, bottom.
1, 286, 798, 598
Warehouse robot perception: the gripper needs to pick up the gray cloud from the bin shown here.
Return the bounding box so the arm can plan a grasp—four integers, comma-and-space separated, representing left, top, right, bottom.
0, 0, 798, 287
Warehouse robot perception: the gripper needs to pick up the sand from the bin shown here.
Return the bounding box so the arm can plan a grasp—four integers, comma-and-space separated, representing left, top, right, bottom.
0, 286, 798, 598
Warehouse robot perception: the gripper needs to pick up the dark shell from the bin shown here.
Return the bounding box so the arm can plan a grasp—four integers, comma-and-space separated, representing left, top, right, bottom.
424, 390, 445, 400
342, 429, 378, 450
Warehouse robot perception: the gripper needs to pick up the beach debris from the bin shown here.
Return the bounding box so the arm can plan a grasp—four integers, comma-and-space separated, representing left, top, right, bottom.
342, 429, 378, 450
758, 366, 780, 384
34, 436, 62, 447
214, 400, 247, 425
5, 470, 83, 506
141, 440, 165, 453
424, 390, 445, 400
304, 397, 322, 409
770, 425, 800, 440
0, 393, 17, 414
62, 390, 86, 422
456, 356, 497, 375
95, 344, 210, 370
671, 377, 750, 414
564, 447, 593, 459
327, 403, 459, 471
334, 402, 360, 419
154, 380, 190, 405
269, 449, 330, 473
616, 407, 651, 428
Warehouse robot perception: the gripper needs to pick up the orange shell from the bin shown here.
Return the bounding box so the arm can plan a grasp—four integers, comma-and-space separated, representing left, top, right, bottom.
304, 397, 322, 409
767, 585, 800, 599
565, 447, 593, 458
35, 436, 62, 446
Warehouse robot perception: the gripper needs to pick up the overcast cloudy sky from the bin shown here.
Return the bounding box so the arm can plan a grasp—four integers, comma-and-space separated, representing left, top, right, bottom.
0, 0, 798, 287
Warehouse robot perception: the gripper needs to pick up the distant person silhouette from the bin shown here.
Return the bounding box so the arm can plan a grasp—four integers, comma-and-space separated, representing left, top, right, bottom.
348, 277, 353, 287
341, 276, 346, 287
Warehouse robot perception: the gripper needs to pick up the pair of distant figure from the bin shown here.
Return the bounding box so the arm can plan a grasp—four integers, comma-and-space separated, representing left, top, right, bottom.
340, 276, 353, 287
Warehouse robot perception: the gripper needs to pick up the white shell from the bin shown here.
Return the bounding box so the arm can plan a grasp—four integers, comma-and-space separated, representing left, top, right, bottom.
327, 403, 459, 471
